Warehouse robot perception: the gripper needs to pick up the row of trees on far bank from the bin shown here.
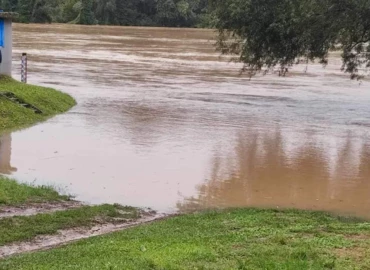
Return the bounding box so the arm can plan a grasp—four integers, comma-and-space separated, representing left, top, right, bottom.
0, 0, 212, 27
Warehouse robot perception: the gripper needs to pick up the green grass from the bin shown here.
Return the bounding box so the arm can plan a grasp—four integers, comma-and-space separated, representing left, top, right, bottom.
0, 204, 139, 246
0, 76, 76, 131
1, 208, 370, 269
0, 176, 70, 206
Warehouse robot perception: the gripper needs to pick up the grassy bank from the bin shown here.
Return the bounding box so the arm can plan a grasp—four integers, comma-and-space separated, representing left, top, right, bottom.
0, 76, 76, 131
1, 208, 370, 269
0, 176, 69, 205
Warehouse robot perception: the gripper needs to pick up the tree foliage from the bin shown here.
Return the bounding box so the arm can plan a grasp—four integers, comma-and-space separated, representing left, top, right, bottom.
79, 0, 95, 24
0, 0, 210, 27
210, 0, 370, 78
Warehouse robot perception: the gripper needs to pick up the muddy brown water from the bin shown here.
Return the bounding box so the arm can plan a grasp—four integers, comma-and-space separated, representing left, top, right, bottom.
1, 24, 370, 217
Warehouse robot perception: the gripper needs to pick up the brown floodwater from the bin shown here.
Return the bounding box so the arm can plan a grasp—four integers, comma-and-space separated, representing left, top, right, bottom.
1, 24, 370, 217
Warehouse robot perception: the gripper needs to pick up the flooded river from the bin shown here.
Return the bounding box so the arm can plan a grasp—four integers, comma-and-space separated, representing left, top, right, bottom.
1, 24, 370, 217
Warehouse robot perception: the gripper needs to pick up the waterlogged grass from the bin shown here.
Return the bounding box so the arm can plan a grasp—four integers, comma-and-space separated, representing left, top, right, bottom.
0, 204, 139, 246
0, 76, 76, 131
1, 209, 370, 269
0, 176, 70, 205
0, 76, 75, 205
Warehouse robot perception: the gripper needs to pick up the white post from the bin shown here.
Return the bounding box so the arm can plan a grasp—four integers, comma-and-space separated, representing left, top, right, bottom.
21, 53, 27, 83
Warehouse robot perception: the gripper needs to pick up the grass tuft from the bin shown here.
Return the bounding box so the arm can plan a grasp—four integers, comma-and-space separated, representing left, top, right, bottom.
0, 176, 70, 206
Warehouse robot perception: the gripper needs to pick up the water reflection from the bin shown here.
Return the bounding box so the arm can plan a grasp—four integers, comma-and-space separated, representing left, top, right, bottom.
0, 134, 17, 174
178, 128, 370, 218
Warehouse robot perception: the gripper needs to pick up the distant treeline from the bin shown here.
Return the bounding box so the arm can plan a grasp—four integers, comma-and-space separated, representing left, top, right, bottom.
0, 0, 213, 27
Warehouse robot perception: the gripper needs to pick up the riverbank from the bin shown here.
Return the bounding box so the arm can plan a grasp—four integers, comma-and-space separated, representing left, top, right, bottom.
0, 176, 159, 258
2, 177, 369, 268
0, 76, 76, 131
0, 208, 369, 269
1, 153, 370, 267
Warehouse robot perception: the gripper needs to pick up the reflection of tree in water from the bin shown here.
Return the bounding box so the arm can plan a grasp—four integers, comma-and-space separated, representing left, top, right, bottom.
120, 103, 185, 147
0, 134, 17, 174
82, 100, 191, 148
178, 128, 370, 217
359, 143, 370, 178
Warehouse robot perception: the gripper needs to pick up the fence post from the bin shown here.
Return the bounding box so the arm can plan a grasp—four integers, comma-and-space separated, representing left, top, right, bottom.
21, 53, 27, 83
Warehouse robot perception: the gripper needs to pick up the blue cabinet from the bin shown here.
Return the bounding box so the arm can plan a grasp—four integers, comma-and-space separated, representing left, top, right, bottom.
0, 19, 4, 47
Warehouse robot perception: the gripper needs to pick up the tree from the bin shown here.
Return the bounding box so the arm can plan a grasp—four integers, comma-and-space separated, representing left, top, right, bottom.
155, 0, 178, 26
61, 0, 80, 23
0, 0, 16, 11
32, 0, 52, 23
135, 0, 156, 25
210, 0, 370, 79
94, 0, 117, 25
115, 0, 138, 26
17, 0, 34, 23
79, 0, 95, 24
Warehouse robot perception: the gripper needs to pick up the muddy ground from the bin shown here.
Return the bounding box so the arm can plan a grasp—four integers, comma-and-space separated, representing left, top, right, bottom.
0, 202, 168, 259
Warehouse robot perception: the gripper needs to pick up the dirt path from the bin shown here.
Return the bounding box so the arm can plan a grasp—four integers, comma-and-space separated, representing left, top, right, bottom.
0, 201, 83, 219
0, 212, 169, 259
